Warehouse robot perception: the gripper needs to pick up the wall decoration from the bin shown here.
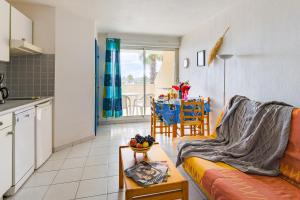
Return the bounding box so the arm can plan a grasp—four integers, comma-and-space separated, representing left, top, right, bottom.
208, 27, 230, 65
183, 58, 189, 68
197, 50, 206, 67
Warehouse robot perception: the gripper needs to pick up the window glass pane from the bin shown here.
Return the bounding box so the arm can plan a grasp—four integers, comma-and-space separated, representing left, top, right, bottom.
120, 49, 176, 117
144, 50, 176, 115
120, 49, 144, 117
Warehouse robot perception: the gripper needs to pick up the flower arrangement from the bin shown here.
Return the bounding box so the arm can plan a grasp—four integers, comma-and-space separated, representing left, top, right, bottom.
172, 81, 191, 100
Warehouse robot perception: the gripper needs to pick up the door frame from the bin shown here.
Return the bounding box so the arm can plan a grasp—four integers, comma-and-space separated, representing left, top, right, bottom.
94, 39, 100, 134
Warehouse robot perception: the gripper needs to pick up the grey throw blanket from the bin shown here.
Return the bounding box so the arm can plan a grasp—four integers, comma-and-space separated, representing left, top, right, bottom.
176, 95, 294, 176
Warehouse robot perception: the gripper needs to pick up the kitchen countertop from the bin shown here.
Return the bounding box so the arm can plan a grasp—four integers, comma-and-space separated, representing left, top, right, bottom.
0, 97, 54, 116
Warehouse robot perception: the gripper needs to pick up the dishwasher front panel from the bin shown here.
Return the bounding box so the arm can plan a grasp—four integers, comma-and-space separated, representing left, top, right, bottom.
14, 108, 35, 184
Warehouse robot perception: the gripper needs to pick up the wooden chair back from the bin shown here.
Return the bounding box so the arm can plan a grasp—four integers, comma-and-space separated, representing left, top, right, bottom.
179, 99, 205, 136
150, 96, 155, 116
150, 97, 171, 138
200, 96, 210, 135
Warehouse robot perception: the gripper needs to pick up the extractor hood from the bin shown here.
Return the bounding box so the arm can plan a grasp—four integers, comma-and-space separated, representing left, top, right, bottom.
10, 39, 43, 55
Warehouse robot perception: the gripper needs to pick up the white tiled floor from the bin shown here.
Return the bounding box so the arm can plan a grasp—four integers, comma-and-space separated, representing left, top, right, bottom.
5, 122, 207, 200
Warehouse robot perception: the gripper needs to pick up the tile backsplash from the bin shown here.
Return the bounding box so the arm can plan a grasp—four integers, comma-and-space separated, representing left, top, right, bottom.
0, 62, 8, 85
6, 54, 55, 97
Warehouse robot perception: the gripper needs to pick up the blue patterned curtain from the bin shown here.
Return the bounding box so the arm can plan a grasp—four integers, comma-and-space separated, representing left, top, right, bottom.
103, 38, 122, 118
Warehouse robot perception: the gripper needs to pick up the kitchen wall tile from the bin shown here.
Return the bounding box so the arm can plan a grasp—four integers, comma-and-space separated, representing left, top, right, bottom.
48, 90, 54, 96
41, 90, 48, 96
48, 77, 54, 83
11, 56, 18, 65
6, 54, 55, 97
41, 64, 47, 73
27, 90, 34, 97
0, 62, 8, 85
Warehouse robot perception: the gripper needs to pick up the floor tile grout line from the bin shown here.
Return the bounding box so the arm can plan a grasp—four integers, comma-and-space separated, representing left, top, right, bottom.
74, 140, 93, 199
75, 193, 107, 200
41, 171, 58, 200
41, 147, 72, 200
45, 174, 120, 187
43, 143, 92, 199
36, 159, 65, 174
26, 150, 115, 188
41, 181, 82, 200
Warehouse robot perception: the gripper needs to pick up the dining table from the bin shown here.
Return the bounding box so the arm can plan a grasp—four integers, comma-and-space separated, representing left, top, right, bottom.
155, 98, 211, 137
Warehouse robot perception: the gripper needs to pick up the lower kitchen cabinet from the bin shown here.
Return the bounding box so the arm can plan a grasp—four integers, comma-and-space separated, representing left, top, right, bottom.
0, 98, 53, 197
0, 126, 13, 196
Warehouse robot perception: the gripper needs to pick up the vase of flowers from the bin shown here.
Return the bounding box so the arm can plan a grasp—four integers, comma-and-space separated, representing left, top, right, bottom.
172, 81, 191, 100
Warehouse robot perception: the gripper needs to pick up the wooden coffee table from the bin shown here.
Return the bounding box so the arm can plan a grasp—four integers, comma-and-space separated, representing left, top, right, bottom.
119, 144, 188, 200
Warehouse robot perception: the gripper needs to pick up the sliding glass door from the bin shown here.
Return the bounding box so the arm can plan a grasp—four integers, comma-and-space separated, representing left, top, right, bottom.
120, 49, 144, 117
120, 48, 176, 118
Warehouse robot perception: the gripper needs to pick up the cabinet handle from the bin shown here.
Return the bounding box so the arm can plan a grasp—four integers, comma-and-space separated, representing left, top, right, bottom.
25, 114, 30, 118
0, 122, 2, 126
6, 132, 13, 136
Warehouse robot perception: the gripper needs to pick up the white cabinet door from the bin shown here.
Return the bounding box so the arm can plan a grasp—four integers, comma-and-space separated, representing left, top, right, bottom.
0, 126, 13, 196
0, 0, 10, 62
36, 102, 53, 168
11, 6, 32, 43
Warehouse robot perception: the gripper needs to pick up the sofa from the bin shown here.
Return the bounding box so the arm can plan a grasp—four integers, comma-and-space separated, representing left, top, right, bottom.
182, 109, 300, 200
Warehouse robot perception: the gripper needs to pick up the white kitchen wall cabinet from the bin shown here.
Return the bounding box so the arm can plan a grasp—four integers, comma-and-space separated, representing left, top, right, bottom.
0, 113, 13, 197
11, 6, 32, 43
0, 0, 10, 62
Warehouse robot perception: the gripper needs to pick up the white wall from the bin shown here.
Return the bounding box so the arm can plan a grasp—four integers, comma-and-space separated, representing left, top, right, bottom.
10, 2, 55, 54
55, 7, 95, 148
179, 0, 300, 130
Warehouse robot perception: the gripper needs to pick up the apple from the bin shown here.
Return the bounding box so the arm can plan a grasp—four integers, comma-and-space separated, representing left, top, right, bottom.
142, 141, 149, 148
130, 138, 137, 147
136, 143, 143, 148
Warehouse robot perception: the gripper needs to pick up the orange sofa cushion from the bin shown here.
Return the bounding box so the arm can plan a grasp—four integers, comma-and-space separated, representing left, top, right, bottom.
182, 157, 236, 197
202, 169, 300, 200
184, 158, 300, 200
280, 108, 300, 185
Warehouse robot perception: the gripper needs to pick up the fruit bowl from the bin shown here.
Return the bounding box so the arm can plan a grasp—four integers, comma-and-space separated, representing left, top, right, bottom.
129, 145, 152, 153
129, 134, 155, 159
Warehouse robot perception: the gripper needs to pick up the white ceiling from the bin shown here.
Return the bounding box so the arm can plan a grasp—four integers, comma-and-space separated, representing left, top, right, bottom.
10, 0, 240, 36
